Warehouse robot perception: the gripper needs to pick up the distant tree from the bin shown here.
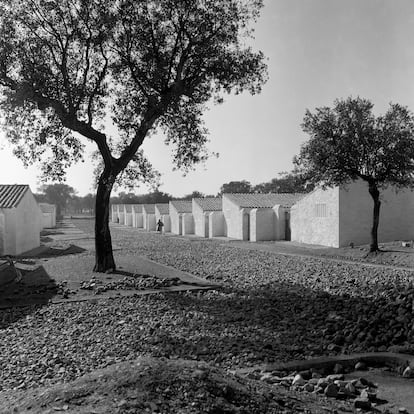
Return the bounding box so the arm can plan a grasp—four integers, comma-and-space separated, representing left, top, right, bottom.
294, 97, 414, 252
182, 191, 205, 200
67, 195, 82, 214
254, 172, 312, 193
82, 193, 96, 213
116, 192, 141, 204
0, 0, 267, 272
39, 183, 77, 218
112, 190, 172, 205
142, 191, 172, 204
33, 193, 48, 203
220, 180, 252, 194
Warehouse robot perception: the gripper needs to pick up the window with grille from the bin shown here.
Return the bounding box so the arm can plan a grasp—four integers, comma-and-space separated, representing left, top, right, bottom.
315, 203, 328, 217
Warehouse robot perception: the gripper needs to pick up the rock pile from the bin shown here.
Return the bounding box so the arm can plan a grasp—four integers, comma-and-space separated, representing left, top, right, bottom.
260, 368, 378, 411
317, 284, 414, 355
79, 275, 182, 294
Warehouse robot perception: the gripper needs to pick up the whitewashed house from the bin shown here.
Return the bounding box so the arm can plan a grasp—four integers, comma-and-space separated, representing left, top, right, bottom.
222, 193, 304, 241
116, 204, 125, 224
192, 198, 223, 238
155, 203, 171, 232
0, 185, 41, 255
132, 204, 144, 228
38, 203, 56, 229
169, 200, 193, 235
143, 204, 156, 231
111, 204, 119, 223
123, 204, 133, 226
291, 179, 414, 248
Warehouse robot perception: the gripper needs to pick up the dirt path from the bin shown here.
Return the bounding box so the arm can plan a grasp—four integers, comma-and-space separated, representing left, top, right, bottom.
0, 220, 219, 309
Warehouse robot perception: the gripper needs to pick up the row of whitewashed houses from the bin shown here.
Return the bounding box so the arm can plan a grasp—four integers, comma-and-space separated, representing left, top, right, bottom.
112, 178, 414, 248
1, 179, 412, 257
0, 184, 56, 256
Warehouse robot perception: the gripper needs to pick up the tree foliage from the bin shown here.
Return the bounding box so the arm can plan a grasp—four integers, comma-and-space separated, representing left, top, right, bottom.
181, 190, 205, 200
111, 190, 172, 205
38, 183, 77, 217
0, 0, 267, 271
0, 0, 266, 180
294, 96, 414, 251
219, 180, 252, 194
254, 172, 312, 194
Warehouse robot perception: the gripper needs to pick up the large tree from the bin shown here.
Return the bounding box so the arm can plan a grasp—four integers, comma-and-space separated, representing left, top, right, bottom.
0, 0, 267, 271
294, 97, 414, 252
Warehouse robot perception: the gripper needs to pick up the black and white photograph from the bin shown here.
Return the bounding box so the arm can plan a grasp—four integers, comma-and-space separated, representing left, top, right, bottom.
0, 0, 414, 412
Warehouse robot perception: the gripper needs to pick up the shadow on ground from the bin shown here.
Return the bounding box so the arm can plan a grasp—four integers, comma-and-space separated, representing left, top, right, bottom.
160, 282, 411, 365
0, 265, 58, 327
18, 244, 86, 259
0, 242, 88, 326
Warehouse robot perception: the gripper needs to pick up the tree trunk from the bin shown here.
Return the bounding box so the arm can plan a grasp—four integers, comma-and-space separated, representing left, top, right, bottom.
94, 171, 116, 272
368, 181, 381, 252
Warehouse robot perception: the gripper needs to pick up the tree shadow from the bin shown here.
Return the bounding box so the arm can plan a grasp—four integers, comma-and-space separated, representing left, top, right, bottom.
160, 281, 407, 366
0, 265, 58, 328
17, 244, 86, 259
376, 248, 414, 254
40, 230, 65, 236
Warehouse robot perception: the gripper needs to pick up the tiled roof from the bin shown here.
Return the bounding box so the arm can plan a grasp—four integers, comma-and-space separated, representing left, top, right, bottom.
131, 204, 143, 213
223, 193, 305, 208
193, 197, 222, 211
143, 204, 155, 214
170, 200, 192, 213
155, 203, 169, 215
38, 203, 55, 213
0, 185, 29, 208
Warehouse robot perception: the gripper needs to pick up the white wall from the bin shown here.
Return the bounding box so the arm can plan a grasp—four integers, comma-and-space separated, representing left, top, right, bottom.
169, 205, 181, 235
203, 213, 210, 238
161, 215, 171, 232
39, 204, 56, 229
223, 196, 243, 239
41, 213, 54, 229
209, 211, 226, 237
182, 213, 194, 235
1, 190, 42, 255
144, 213, 156, 231
339, 180, 414, 246
132, 211, 143, 228
1, 209, 16, 255
111, 205, 118, 223
117, 205, 125, 225
125, 213, 133, 226
192, 201, 206, 237
291, 186, 340, 247
273, 205, 290, 240
250, 208, 276, 242
123, 205, 133, 226
291, 179, 414, 248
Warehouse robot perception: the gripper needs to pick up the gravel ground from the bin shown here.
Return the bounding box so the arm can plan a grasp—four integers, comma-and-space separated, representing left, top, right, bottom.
0, 219, 413, 398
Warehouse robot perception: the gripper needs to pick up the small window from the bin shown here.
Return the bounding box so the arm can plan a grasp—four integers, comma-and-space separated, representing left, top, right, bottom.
315, 203, 328, 217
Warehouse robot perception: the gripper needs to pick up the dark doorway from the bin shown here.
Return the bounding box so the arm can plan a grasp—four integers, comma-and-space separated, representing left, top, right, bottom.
284, 211, 291, 241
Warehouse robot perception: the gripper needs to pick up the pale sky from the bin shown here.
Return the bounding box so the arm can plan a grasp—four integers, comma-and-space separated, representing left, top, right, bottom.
2, 0, 414, 196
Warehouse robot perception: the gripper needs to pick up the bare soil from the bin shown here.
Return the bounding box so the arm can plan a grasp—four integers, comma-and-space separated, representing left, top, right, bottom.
0, 357, 354, 414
